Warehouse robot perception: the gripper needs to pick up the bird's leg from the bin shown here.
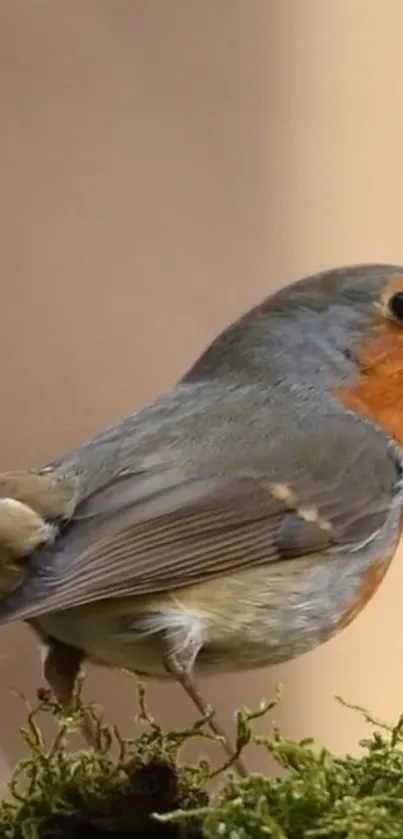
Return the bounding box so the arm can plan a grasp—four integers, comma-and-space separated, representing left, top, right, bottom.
42, 639, 97, 748
163, 647, 248, 777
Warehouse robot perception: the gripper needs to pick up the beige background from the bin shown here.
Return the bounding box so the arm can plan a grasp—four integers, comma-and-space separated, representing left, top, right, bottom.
1, 0, 403, 783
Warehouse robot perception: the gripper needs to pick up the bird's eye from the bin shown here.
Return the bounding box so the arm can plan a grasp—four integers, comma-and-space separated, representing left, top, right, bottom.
388, 291, 403, 323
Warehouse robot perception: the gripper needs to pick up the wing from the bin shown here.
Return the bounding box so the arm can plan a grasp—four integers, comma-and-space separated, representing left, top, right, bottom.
0, 434, 397, 623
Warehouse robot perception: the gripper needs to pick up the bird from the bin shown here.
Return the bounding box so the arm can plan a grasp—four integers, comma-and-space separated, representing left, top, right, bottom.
0, 262, 403, 775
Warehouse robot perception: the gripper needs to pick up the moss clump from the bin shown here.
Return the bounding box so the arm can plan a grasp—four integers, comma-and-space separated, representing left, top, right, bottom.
1, 685, 403, 838
0, 683, 210, 839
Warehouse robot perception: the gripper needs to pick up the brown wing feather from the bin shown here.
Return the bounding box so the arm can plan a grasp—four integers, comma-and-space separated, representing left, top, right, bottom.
0, 464, 390, 623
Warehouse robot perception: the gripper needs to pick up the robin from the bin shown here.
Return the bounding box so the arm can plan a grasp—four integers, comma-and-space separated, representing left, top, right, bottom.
0, 262, 402, 776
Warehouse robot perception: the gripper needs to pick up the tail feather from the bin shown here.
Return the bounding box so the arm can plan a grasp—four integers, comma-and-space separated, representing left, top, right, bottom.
0, 574, 49, 622
0, 470, 79, 521
0, 467, 79, 610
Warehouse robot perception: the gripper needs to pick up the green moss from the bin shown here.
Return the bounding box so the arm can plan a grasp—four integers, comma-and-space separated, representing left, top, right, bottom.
0, 682, 210, 839
1, 684, 403, 838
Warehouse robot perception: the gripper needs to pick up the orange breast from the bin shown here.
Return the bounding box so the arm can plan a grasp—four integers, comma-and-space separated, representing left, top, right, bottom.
333, 293, 403, 631
335, 316, 403, 447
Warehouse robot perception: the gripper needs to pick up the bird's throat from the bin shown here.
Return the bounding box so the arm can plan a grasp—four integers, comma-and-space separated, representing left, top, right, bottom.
334, 318, 403, 447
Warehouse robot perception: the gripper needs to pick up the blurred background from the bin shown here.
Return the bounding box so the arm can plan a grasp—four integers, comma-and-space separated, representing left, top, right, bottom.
1, 0, 403, 786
